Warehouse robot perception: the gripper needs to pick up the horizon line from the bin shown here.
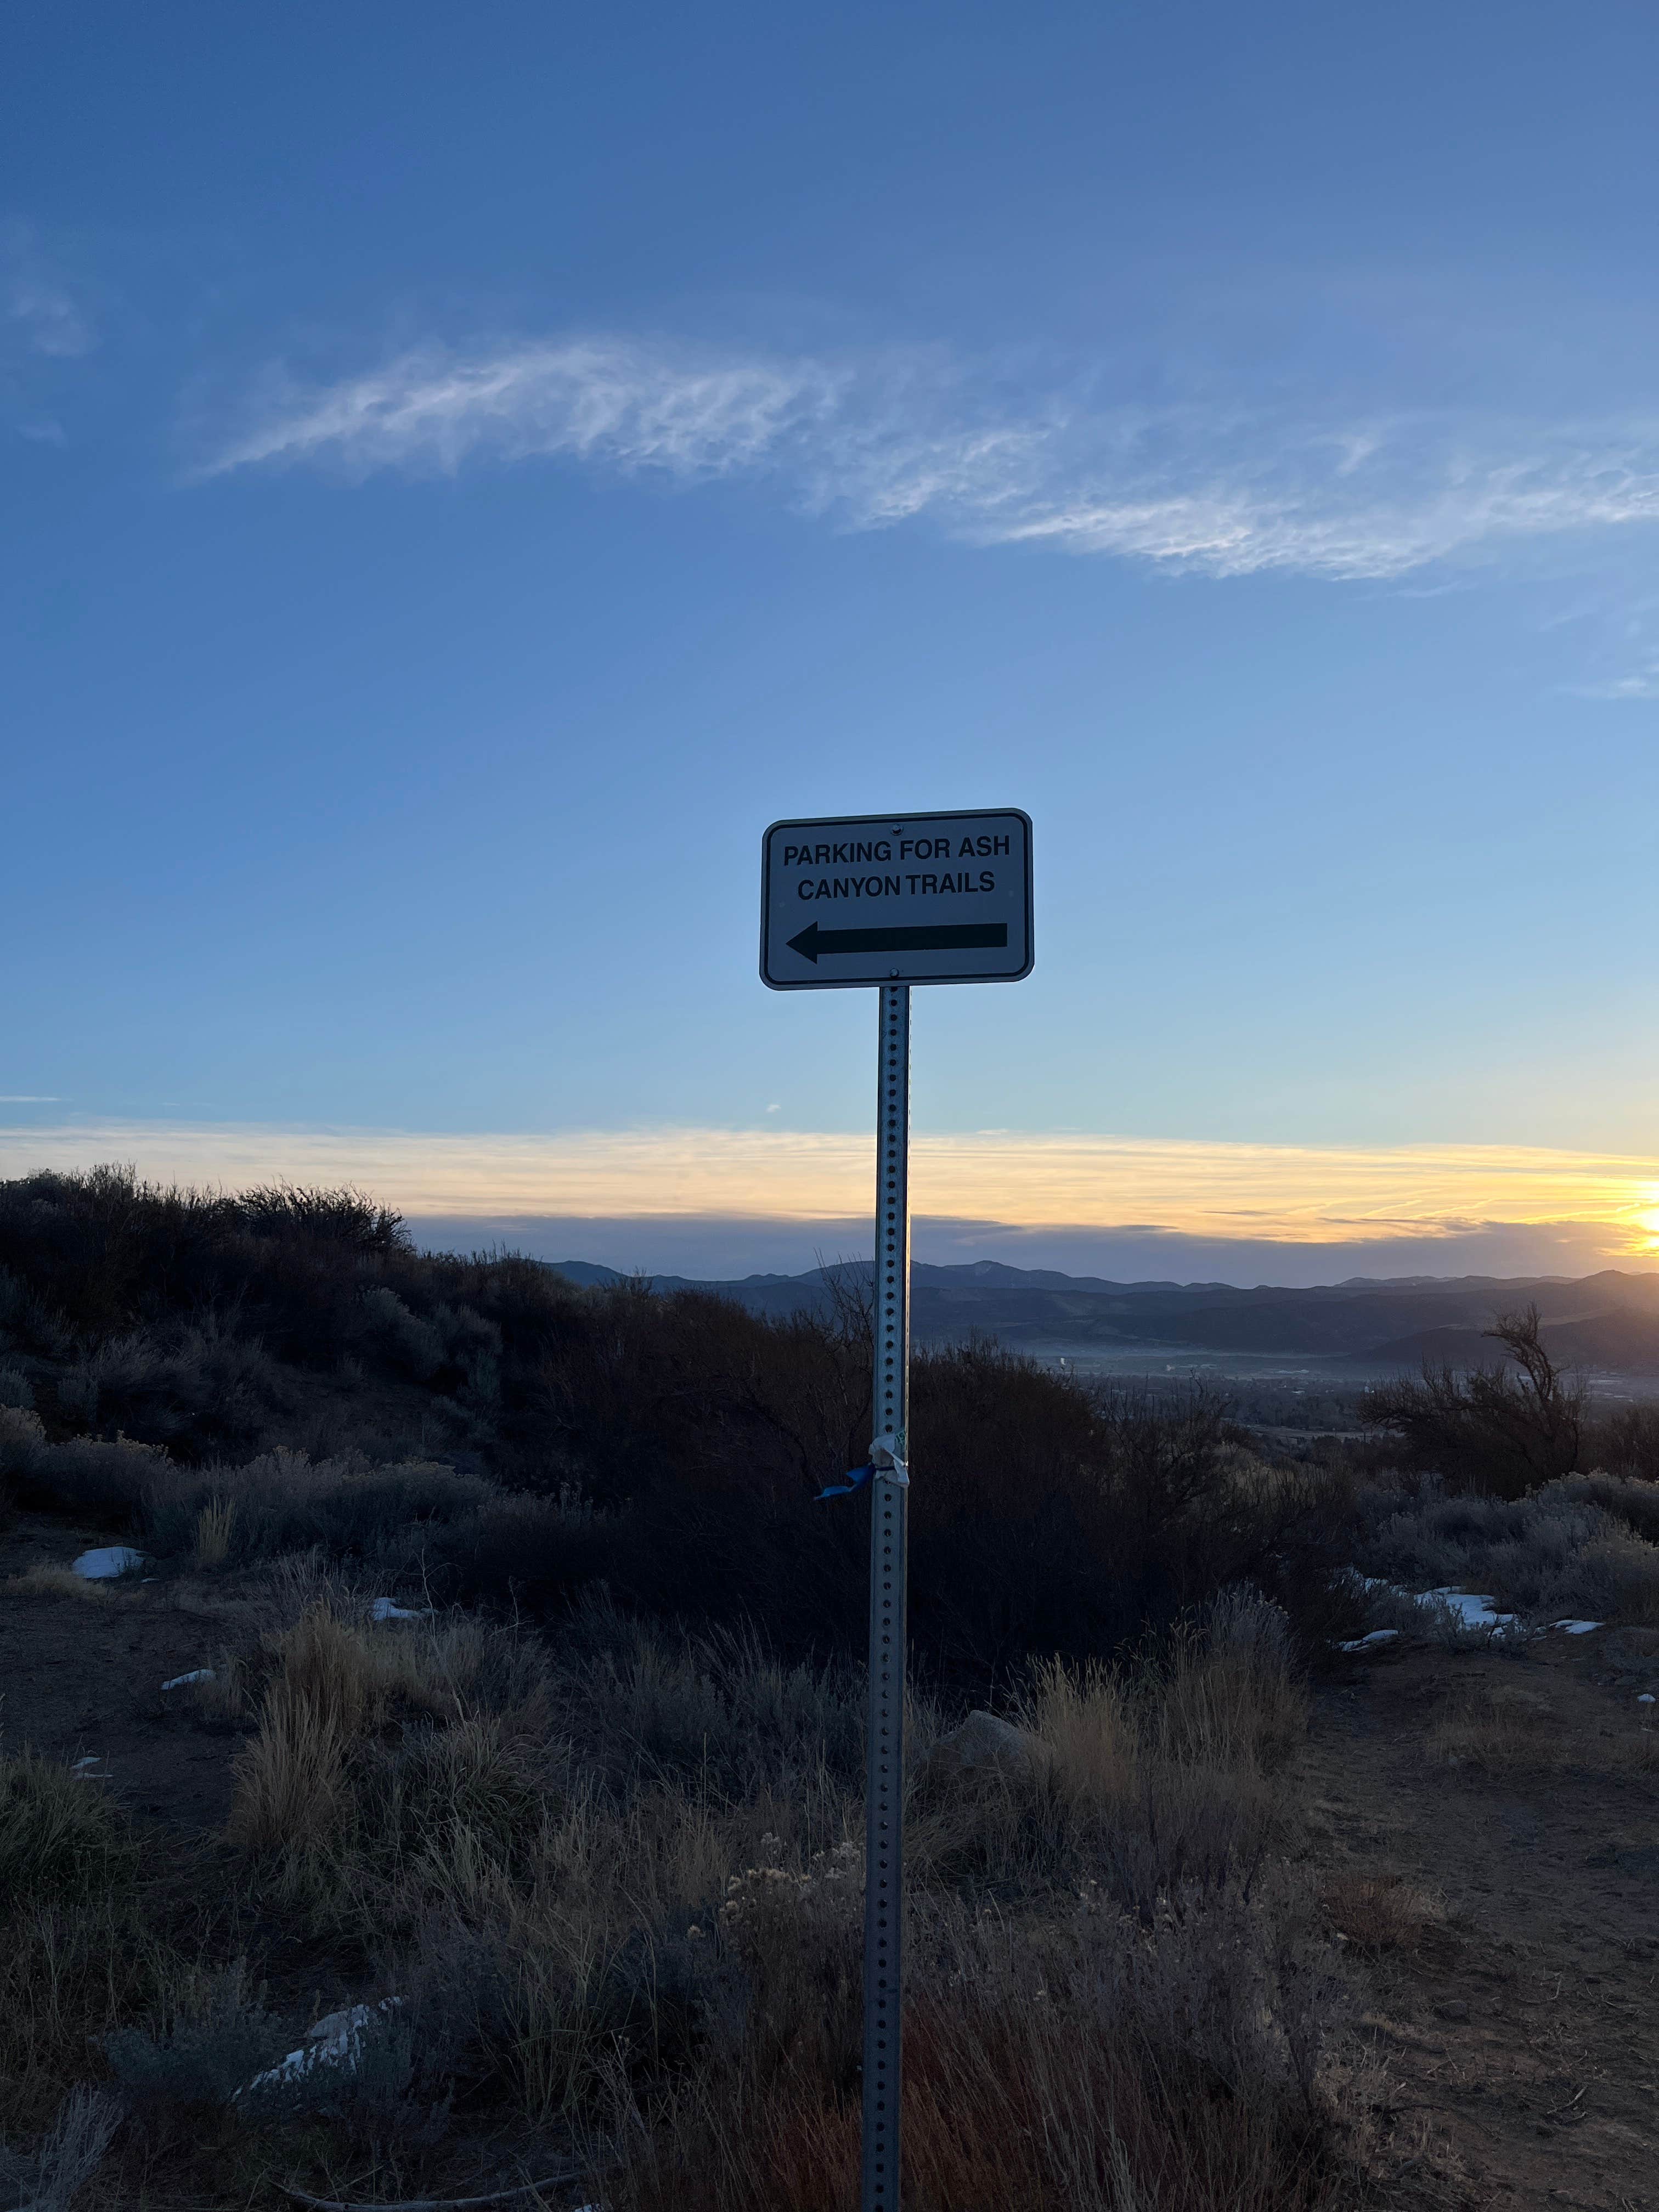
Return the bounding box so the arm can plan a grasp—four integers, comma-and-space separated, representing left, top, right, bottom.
4, 1116, 1659, 1261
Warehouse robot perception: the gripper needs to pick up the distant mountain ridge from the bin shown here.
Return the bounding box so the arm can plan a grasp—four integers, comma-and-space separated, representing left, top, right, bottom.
542, 1258, 1659, 1370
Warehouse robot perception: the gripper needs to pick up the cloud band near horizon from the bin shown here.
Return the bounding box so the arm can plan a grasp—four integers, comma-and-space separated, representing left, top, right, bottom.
4, 1120, 1658, 1262
196, 333, 1659, 588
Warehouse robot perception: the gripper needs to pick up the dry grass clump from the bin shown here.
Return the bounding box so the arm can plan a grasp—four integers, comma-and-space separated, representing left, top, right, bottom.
1427, 1677, 1658, 1778
227, 1602, 538, 1873
0, 2083, 122, 2212
614, 1878, 1361, 2212
1322, 1869, 1447, 1956
0, 1748, 138, 1906
955, 1592, 1311, 1908
1426, 1680, 1567, 1773
1, 1564, 111, 1601
192, 1496, 234, 1567
1023, 1656, 1139, 1812
0, 1753, 197, 2137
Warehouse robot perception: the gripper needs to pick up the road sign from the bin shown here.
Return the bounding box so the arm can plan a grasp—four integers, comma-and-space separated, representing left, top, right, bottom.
760, 806, 1034, 2212
760, 808, 1033, 989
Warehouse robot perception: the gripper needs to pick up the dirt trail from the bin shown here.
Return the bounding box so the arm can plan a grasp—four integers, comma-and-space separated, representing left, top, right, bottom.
1303, 1639, 1659, 2210
0, 1513, 240, 1828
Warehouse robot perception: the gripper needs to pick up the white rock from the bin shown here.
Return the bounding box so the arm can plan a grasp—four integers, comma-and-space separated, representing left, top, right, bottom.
1639, 1693, 1656, 1706
916, 1709, 1054, 1788
240, 1998, 403, 2096
71, 1547, 145, 1579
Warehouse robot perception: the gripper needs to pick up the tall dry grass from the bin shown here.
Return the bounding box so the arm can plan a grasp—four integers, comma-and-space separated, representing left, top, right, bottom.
191, 1496, 234, 1567
613, 1880, 1359, 2212
3, 1584, 1368, 2207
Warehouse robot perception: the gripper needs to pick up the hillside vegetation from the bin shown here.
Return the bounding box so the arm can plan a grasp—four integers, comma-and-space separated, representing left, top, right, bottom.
3, 1167, 1659, 2211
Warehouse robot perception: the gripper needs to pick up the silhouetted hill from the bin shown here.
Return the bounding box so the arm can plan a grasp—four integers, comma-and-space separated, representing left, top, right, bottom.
545, 1258, 1659, 1369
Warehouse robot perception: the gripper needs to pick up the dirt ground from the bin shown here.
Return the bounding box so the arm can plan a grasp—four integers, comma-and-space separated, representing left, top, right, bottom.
3, 1509, 1657, 2210
0, 1512, 245, 1829
1305, 1638, 1659, 2211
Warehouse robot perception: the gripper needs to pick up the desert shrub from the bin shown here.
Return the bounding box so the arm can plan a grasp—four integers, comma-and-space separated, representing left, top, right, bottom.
415, 1485, 619, 1610
1581, 1403, 1659, 1481
0, 1262, 72, 1357
0, 1359, 33, 1409
1357, 1477, 1659, 1626
0, 1167, 242, 1339
0, 1400, 47, 1476
102, 1963, 298, 2112
356, 1287, 446, 1380
51, 1325, 286, 1457
144, 1449, 496, 1567
0, 1167, 1366, 1679
1359, 1304, 1585, 1496
0, 1405, 170, 1516
238, 1183, 408, 1255
1548, 1467, 1659, 1543
560, 1612, 870, 1801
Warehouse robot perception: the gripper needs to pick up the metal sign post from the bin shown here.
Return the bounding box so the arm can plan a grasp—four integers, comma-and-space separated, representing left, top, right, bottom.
862, 980, 910, 2212
760, 808, 1032, 2212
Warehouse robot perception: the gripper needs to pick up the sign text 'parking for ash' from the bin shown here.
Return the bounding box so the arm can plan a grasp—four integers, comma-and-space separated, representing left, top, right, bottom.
760, 807, 1033, 989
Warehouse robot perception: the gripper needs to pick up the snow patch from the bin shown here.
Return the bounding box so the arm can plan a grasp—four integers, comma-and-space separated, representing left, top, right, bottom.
369, 1596, 432, 1622
1420, 1586, 1516, 1629
161, 1669, 215, 1691
1549, 1619, 1602, 1636
1339, 1628, 1401, 1652
71, 1547, 145, 1579
1639, 1694, 1656, 1706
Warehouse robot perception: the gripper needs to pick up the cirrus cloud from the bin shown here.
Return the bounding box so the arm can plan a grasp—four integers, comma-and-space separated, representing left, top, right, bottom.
198, 332, 1659, 585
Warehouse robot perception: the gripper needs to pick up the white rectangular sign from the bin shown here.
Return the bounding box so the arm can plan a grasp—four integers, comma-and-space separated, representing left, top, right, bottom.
760, 807, 1033, 989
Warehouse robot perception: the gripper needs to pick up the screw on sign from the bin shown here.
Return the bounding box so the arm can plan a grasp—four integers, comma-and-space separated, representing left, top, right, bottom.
760, 808, 1034, 2212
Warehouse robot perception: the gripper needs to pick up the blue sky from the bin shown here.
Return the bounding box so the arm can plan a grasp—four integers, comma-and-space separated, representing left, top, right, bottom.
7, 1, 1659, 1278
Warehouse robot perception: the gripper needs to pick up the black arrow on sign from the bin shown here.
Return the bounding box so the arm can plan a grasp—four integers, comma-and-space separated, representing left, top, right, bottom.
787, 920, 1009, 964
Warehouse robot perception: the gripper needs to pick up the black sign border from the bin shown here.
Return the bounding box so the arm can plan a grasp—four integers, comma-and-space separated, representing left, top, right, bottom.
760, 806, 1034, 990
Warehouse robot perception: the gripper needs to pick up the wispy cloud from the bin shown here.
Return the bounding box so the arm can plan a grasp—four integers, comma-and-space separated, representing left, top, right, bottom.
4, 1120, 1658, 1258
199, 332, 1659, 585
1570, 657, 1659, 701
3, 221, 95, 360
204, 338, 842, 483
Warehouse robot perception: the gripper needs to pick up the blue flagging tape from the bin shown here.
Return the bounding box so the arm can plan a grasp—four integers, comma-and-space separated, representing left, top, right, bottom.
816, 1464, 874, 1502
